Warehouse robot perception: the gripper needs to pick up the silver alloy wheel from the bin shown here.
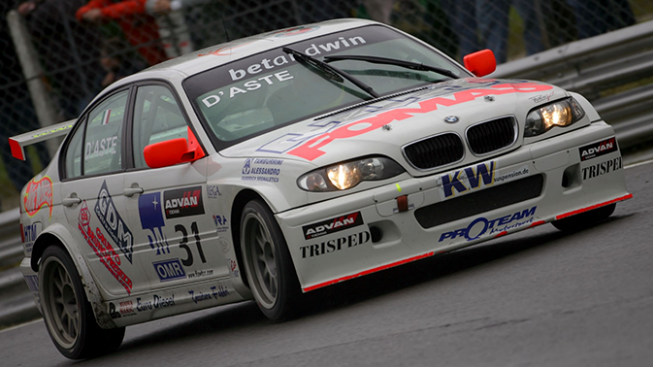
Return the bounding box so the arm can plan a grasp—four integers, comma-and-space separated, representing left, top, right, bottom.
41, 256, 80, 349
242, 210, 278, 309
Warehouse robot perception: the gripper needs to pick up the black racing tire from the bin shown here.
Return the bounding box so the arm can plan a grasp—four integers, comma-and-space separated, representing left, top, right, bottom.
240, 199, 301, 321
39, 246, 125, 359
552, 203, 616, 232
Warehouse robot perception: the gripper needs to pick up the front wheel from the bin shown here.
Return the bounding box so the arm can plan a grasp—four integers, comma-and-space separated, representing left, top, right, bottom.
39, 246, 125, 359
240, 200, 301, 321
552, 203, 616, 232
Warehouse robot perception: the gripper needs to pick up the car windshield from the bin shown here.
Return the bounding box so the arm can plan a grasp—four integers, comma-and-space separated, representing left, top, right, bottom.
183, 25, 464, 149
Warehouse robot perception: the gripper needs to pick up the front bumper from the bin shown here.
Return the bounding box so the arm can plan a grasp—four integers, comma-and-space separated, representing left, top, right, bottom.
277, 121, 631, 292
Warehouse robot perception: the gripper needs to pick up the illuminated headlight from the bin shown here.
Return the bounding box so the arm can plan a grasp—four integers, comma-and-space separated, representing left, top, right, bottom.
524, 98, 585, 137
297, 157, 405, 192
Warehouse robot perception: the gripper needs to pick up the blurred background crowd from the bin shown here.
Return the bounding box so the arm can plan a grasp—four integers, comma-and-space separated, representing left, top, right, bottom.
1, 0, 652, 210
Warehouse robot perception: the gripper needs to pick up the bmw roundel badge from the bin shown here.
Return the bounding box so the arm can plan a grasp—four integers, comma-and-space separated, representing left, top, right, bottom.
444, 116, 459, 123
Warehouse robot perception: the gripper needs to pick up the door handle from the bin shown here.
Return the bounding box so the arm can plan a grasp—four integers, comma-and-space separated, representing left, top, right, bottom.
62, 197, 82, 207
123, 187, 144, 197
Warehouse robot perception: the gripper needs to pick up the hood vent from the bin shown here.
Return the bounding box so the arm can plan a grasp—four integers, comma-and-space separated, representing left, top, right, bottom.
466, 117, 517, 155
403, 133, 464, 170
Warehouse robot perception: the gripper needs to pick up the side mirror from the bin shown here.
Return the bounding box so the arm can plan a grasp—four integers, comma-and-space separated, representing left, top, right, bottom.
463, 49, 496, 77
143, 128, 206, 169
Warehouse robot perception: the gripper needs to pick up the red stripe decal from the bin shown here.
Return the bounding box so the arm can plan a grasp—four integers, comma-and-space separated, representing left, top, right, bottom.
9, 138, 24, 160
494, 231, 508, 238
303, 252, 435, 292
529, 220, 546, 228
556, 194, 633, 220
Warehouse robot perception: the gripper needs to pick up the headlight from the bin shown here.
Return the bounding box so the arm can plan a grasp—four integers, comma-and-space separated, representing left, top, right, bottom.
298, 157, 405, 192
524, 98, 585, 137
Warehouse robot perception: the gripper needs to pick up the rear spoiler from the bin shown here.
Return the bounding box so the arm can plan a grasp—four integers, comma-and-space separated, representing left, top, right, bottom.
9, 119, 76, 160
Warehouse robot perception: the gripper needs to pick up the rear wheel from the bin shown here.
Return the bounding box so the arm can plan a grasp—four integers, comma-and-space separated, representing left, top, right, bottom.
39, 246, 125, 359
240, 200, 301, 321
552, 203, 616, 232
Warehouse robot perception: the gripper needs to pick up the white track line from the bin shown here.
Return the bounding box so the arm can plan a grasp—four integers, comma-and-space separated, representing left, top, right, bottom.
0, 318, 41, 334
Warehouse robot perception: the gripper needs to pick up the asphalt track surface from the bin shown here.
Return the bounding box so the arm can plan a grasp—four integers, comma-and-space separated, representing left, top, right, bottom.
1, 161, 652, 367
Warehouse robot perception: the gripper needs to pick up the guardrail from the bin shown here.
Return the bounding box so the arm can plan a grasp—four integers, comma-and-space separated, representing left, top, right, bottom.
0, 209, 22, 269
493, 20, 653, 149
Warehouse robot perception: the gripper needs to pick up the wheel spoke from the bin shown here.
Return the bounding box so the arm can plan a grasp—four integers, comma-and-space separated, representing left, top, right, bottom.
53, 275, 63, 293
71, 319, 78, 338
269, 276, 277, 296
67, 316, 74, 337
255, 231, 265, 252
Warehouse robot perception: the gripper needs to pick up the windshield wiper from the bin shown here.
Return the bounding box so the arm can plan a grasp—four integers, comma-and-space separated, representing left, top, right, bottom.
282, 47, 380, 99
323, 55, 459, 80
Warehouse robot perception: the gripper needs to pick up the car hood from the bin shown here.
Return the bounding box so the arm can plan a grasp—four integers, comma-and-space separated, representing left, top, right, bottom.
220, 78, 568, 175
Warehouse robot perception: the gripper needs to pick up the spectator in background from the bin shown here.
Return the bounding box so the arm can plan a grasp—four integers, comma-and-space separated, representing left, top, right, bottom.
76, 0, 168, 66
567, 0, 635, 39
100, 37, 148, 87
17, 0, 103, 119
145, 0, 215, 54
475, 0, 547, 64
146, 0, 212, 14
441, 0, 479, 60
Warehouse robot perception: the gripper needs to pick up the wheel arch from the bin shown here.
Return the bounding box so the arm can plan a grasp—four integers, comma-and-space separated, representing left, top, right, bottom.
31, 223, 117, 329
229, 189, 267, 289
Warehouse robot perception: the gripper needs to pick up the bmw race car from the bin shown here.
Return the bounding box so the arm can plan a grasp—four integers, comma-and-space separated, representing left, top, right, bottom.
10, 19, 631, 359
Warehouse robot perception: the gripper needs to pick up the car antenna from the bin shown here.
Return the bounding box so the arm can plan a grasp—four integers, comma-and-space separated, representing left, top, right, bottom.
220, 9, 230, 42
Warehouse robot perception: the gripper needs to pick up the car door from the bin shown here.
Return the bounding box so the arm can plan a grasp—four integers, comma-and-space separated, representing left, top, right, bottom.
122, 83, 229, 290
60, 88, 148, 299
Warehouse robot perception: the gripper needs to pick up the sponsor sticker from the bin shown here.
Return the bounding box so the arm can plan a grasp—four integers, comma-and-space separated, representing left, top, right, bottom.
136, 294, 175, 312
78, 201, 133, 294
582, 156, 622, 180
439, 206, 537, 242
24, 274, 39, 293
23, 222, 42, 255
579, 137, 617, 161
153, 258, 186, 282
109, 300, 137, 319
31, 123, 73, 138
24, 176, 53, 219
302, 212, 364, 240
163, 186, 205, 219
227, 258, 240, 278
85, 136, 118, 160
189, 284, 230, 304
241, 158, 283, 183
207, 185, 221, 198
528, 91, 555, 103
95, 181, 134, 264
213, 215, 228, 233
139, 192, 170, 255
438, 162, 530, 200
187, 269, 213, 279
300, 230, 371, 258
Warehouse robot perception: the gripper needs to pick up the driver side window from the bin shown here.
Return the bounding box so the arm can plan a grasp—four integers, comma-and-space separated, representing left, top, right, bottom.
132, 85, 189, 169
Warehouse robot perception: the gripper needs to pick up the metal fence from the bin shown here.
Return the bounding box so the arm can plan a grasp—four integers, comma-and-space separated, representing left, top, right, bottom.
1, 0, 652, 211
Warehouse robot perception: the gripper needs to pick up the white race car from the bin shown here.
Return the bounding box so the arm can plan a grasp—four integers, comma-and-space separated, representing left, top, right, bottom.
11, 19, 631, 359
